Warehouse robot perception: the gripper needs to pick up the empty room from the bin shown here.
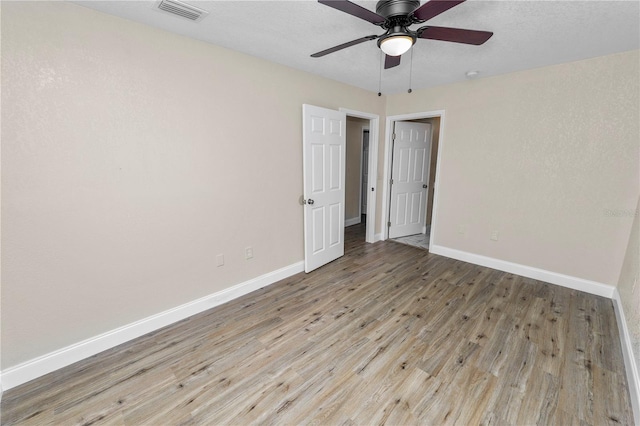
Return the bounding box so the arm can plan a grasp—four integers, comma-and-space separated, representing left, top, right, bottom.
1, 0, 639, 424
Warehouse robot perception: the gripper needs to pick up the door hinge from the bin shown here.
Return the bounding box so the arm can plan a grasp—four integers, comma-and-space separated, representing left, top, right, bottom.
388, 221, 391, 227
392, 133, 396, 141
390, 178, 394, 185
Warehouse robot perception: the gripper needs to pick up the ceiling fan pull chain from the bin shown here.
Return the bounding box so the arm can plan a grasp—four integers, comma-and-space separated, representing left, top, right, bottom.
408, 47, 413, 94
378, 50, 383, 97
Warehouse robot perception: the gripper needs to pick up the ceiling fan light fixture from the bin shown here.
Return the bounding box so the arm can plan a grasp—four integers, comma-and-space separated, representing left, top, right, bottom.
379, 35, 414, 56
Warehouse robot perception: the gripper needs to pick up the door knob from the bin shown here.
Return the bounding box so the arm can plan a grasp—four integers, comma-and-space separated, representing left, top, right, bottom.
307, 199, 315, 205
423, 184, 428, 189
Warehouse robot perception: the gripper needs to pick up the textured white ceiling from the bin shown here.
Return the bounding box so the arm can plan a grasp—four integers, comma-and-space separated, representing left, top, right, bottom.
74, 0, 640, 94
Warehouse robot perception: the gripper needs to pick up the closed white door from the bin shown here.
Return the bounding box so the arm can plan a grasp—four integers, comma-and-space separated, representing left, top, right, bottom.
361, 131, 369, 214
303, 104, 346, 273
389, 121, 431, 239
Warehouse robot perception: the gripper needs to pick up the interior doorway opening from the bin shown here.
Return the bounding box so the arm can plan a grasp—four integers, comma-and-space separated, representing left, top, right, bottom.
341, 108, 380, 244
382, 111, 445, 250
345, 117, 369, 232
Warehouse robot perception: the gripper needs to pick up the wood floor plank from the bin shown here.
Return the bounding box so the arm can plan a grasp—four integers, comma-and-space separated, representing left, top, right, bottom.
1, 222, 633, 425
417, 363, 493, 425
592, 364, 635, 426
480, 335, 538, 424
515, 369, 559, 425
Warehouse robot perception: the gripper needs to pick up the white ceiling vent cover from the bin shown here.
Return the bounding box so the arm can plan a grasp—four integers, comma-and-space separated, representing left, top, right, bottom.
155, 0, 209, 22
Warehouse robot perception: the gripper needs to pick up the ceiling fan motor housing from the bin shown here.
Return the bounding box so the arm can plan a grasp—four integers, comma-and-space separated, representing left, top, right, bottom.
375, 0, 420, 20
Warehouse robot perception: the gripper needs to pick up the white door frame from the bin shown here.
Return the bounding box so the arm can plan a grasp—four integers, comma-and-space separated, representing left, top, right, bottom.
340, 108, 379, 244
381, 110, 445, 243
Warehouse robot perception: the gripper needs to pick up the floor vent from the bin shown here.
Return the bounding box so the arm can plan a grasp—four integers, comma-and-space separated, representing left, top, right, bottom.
156, 0, 209, 22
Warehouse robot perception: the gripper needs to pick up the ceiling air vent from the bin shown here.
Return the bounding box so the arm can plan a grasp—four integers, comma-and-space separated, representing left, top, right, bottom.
155, 0, 209, 22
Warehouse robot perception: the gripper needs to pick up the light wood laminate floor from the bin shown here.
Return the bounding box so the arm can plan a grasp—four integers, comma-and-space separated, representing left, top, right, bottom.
1, 223, 634, 425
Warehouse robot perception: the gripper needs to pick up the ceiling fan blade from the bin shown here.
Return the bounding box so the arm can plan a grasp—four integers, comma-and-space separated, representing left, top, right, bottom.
411, 0, 466, 22
318, 0, 386, 25
311, 35, 379, 58
418, 26, 493, 45
384, 55, 401, 69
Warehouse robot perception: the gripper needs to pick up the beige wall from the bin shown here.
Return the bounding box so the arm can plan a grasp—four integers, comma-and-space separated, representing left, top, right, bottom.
617, 196, 640, 374
345, 117, 368, 222
386, 50, 639, 286
0, 1, 385, 369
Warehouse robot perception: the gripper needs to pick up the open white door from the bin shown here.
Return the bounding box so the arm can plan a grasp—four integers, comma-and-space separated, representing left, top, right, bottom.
389, 121, 431, 239
303, 104, 346, 273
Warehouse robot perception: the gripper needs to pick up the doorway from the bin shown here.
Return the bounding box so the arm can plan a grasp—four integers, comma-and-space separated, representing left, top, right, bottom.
345, 117, 369, 230
382, 111, 444, 250
341, 108, 379, 244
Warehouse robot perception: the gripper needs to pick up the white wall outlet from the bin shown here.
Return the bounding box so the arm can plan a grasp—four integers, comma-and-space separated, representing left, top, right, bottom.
245, 247, 253, 260
491, 231, 499, 241
216, 254, 224, 267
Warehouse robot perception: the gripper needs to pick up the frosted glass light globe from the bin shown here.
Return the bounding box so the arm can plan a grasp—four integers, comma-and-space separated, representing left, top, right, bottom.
380, 36, 413, 56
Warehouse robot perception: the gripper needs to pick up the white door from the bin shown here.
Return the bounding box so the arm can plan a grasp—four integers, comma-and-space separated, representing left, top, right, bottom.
388, 121, 432, 239
361, 131, 369, 214
303, 104, 346, 273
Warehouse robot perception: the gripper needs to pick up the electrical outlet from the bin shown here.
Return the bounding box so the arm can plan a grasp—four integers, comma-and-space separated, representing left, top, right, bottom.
490, 231, 499, 241
245, 247, 253, 260
216, 254, 224, 267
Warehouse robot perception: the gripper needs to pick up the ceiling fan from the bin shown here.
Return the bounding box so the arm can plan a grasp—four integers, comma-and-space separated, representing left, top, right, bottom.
311, 0, 493, 69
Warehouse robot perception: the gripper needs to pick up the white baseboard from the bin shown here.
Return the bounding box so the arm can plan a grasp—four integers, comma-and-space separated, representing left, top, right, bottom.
374, 233, 383, 242
345, 217, 361, 227
612, 289, 640, 425
0, 261, 305, 392
429, 244, 614, 298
